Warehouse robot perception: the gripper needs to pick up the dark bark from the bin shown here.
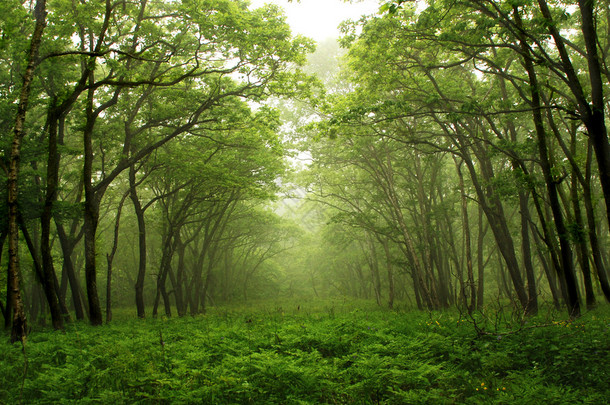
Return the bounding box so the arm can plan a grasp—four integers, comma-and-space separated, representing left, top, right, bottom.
190, 196, 238, 314
458, 144, 529, 310
40, 108, 64, 330
569, 177, 596, 309
576, 0, 610, 226
0, 231, 8, 326
105, 192, 129, 323
130, 164, 148, 318
83, 77, 104, 326
476, 206, 487, 310
543, 99, 610, 303
0, 298, 5, 326
529, 221, 562, 310
189, 245, 207, 315
521, 0, 610, 226
515, 5, 580, 317
55, 222, 85, 320
153, 231, 178, 318
173, 235, 187, 316
20, 217, 70, 324
583, 143, 610, 302
201, 247, 219, 314
519, 191, 538, 316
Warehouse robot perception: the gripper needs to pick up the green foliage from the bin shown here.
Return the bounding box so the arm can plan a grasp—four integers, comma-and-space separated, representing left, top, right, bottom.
1, 302, 608, 404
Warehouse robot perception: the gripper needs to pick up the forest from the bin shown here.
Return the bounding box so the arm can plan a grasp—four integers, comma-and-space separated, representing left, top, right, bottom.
1, 0, 609, 403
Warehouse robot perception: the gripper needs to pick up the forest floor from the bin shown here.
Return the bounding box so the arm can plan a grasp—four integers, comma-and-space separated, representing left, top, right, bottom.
1, 299, 609, 404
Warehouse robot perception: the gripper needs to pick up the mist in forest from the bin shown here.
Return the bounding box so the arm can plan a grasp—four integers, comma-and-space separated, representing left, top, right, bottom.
2, 1, 610, 402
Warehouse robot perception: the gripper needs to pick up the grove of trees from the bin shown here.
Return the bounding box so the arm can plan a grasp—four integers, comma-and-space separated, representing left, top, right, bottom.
1, 0, 312, 342
2, 0, 609, 345
299, 0, 609, 319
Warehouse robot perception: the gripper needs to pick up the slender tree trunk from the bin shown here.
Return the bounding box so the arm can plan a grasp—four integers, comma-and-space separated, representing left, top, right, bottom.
40, 110, 64, 330
201, 248, 218, 314
433, 175, 457, 308
476, 206, 486, 310
129, 165, 148, 318
515, 6, 580, 316
83, 202, 102, 325
410, 268, 423, 310
526, 218, 560, 310
454, 158, 476, 313
161, 276, 172, 318
153, 229, 178, 317
583, 142, 610, 302
570, 177, 596, 309
459, 146, 529, 310
1, 231, 10, 327
7, 0, 46, 343
382, 238, 395, 309
83, 76, 103, 325
0, 232, 5, 322
576, 0, 610, 227
174, 236, 187, 316
189, 247, 206, 315
363, 146, 435, 308
544, 99, 610, 302
532, 80, 580, 317
55, 222, 85, 320
365, 236, 382, 306
518, 191, 538, 316
106, 192, 128, 323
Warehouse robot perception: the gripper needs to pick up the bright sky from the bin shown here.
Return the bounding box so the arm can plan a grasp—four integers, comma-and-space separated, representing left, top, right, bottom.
249, 0, 380, 42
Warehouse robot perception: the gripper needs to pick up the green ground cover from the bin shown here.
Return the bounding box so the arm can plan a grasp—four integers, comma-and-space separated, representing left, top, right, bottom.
1, 300, 609, 404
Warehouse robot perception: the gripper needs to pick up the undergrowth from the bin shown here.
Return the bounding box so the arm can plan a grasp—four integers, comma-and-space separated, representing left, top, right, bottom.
1, 300, 609, 404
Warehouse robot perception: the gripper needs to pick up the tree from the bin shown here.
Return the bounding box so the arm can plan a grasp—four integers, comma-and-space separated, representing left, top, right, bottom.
6, 0, 47, 342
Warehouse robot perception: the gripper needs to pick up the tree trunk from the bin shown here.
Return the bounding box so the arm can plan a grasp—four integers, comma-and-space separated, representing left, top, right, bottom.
515, 6, 580, 316
576, 0, 610, 227
106, 192, 128, 323
55, 222, 85, 320
583, 142, 610, 302
570, 177, 596, 309
130, 164, 148, 318
459, 145, 529, 310
518, 191, 538, 316
83, 78, 103, 325
201, 248, 219, 314
382, 238, 395, 309
476, 206, 486, 310
153, 229, 178, 318
1, 231, 10, 327
543, 94, 610, 303
83, 202, 103, 325
189, 247, 206, 315
7, 0, 46, 343
173, 235, 187, 316
454, 157, 476, 313
410, 268, 423, 310
525, 211, 561, 310
364, 236, 382, 306
40, 109, 64, 330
